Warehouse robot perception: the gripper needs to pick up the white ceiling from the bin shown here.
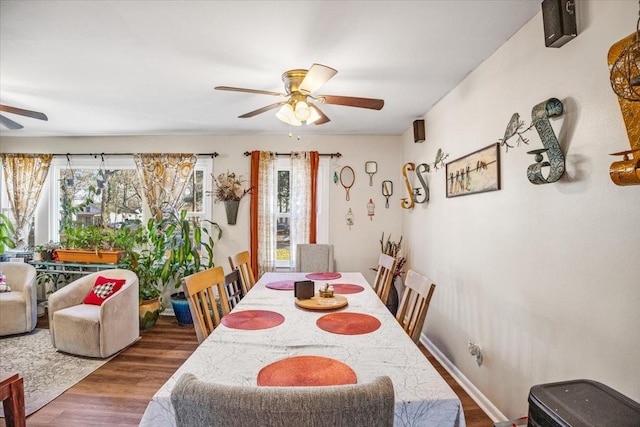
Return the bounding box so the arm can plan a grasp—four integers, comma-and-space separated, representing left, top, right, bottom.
0, 0, 541, 138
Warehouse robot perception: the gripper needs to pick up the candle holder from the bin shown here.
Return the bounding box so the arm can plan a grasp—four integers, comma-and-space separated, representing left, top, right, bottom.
526, 98, 565, 185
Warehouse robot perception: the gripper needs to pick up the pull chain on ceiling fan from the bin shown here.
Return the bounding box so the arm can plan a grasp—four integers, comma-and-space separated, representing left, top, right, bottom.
0, 104, 48, 130
215, 63, 384, 126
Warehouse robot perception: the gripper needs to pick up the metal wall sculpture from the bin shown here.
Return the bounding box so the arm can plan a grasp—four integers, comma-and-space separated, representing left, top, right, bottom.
401, 162, 416, 209
526, 98, 566, 185
608, 32, 640, 186
413, 163, 430, 204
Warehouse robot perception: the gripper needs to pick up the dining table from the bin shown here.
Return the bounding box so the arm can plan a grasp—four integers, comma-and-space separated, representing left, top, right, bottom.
139, 272, 465, 427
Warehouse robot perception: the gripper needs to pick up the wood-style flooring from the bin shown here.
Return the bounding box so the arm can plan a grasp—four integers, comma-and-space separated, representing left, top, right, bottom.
15, 315, 493, 427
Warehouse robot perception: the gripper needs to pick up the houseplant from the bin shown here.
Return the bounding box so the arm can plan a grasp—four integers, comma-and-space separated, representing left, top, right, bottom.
0, 213, 16, 256
157, 209, 222, 325
119, 219, 166, 330
58, 224, 142, 264
211, 171, 250, 225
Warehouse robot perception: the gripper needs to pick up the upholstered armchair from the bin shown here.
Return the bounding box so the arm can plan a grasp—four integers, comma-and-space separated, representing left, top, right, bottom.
0, 262, 37, 336
48, 269, 139, 358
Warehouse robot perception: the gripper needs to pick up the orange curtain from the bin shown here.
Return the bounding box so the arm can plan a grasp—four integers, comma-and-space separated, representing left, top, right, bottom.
309, 151, 319, 243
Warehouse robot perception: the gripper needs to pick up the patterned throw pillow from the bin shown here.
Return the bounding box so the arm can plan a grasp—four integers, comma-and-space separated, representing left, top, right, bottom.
83, 276, 127, 306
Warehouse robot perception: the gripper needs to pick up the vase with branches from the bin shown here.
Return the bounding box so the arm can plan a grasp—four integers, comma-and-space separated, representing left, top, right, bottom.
210, 171, 251, 225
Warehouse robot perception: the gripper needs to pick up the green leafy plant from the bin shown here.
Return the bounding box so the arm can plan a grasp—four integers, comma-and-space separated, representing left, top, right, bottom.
0, 213, 16, 254
157, 209, 222, 291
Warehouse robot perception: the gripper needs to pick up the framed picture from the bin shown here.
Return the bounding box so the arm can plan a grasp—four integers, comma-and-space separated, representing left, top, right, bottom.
445, 143, 500, 197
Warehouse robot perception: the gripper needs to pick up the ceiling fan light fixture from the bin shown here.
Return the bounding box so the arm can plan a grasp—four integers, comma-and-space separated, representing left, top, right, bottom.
294, 100, 311, 121
276, 103, 301, 126
305, 105, 322, 125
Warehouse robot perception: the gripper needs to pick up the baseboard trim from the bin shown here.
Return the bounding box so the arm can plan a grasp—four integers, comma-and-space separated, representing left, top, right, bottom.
421, 334, 506, 422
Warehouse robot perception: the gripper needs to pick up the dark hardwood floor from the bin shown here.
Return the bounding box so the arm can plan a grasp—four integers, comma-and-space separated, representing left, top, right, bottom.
15, 315, 493, 427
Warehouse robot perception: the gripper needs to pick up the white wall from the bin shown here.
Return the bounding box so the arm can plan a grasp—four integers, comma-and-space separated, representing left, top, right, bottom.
0, 133, 403, 285
402, 0, 640, 419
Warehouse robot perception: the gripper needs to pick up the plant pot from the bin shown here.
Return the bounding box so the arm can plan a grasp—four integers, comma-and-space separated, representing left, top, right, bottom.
386, 276, 400, 316
56, 249, 123, 264
171, 292, 193, 326
224, 200, 240, 225
139, 297, 162, 331
41, 250, 54, 261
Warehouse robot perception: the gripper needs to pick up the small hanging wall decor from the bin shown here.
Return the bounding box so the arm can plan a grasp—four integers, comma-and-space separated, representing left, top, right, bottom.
64, 154, 75, 186
345, 208, 354, 230
365, 161, 377, 186
340, 166, 355, 201
381, 180, 393, 208
367, 199, 375, 220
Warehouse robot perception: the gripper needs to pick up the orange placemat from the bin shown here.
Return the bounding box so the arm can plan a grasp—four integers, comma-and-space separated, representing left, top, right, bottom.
221, 310, 285, 330
305, 272, 342, 280
257, 355, 357, 386
265, 280, 295, 290
316, 312, 381, 335
331, 283, 365, 294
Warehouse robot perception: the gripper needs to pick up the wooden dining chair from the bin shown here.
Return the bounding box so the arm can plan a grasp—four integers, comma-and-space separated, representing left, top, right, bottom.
396, 269, 436, 344
372, 253, 397, 305
181, 266, 231, 344
171, 373, 395, 427
228, 251, 256, 295
224, 269, 244, 310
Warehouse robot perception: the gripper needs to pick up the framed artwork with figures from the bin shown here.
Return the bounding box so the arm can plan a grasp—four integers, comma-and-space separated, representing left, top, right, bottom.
445, 143, 500, 198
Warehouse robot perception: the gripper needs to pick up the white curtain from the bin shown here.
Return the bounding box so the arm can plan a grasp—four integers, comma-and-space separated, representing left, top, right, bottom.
289, 152, 312, 270
256, 152, 277, 277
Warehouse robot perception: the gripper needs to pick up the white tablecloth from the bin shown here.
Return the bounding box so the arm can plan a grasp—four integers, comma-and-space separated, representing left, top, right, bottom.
139, 272, 465, 427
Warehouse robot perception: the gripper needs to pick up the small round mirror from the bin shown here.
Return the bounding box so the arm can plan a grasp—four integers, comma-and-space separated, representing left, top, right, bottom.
340, 166, 355, 201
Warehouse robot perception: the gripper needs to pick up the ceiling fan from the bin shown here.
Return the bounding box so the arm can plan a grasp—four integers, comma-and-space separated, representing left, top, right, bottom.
0, 104, 48, 130
215, 64, 384, 126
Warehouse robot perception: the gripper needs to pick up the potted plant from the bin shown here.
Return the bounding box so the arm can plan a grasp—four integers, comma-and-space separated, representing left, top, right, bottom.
34, 241, 60, 261
58, 224, 141, 264
211, 170, 251, 225
0, 213, 16, 259
119, 219, 166, 330
157, 209, 222, 325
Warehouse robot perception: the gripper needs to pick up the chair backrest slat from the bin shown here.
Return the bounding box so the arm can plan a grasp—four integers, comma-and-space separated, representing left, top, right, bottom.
396, 269, 436, 344
228, 251, 256, 295
224, 269, 244, 309
182, 266, 230, 344
372, 253, 397, 304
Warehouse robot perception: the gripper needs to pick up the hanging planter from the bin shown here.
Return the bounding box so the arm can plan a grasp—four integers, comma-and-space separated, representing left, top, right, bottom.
224, 200, 240, 225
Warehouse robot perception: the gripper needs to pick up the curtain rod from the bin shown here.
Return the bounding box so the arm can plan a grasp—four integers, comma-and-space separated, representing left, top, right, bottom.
243, 151, 341, 158
51, 152, 219, 158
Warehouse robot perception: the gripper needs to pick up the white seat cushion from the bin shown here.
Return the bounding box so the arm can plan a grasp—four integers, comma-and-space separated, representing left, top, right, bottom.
52, 304, 102, 357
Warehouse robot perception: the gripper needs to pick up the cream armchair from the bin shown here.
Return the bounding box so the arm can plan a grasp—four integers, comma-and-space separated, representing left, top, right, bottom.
0, 262, 37, 336
48, 269, 139, 358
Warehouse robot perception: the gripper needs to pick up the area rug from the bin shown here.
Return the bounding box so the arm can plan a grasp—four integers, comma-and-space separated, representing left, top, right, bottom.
0, 328, 111, 417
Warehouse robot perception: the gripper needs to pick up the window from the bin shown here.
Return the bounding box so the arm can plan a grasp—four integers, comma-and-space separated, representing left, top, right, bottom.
275, 157, 329, 269
47, 156, 211, 242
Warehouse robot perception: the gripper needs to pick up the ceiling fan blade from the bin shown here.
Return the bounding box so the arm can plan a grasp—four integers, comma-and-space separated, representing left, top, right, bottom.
0, 104, 48, 121
309, 104, 330, 125
299, 64, 337, 95
238, 101, 287, 118
0, 114, 24, 130
215, 86, 286, 97
316, 95, 384, 110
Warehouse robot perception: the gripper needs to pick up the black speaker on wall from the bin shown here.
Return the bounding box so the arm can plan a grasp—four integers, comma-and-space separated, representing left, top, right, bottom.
542, 0, 577, 48
413, 120, 425, 143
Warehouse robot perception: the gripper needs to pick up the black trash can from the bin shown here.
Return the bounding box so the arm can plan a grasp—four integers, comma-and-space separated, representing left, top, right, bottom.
528, 379, 640, 427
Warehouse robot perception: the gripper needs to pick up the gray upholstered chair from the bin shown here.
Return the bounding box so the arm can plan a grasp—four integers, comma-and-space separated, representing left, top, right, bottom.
295, 243, 334, 272
0, 262, 37, 336
171, 373, 395, 427
48, 269, 139, 358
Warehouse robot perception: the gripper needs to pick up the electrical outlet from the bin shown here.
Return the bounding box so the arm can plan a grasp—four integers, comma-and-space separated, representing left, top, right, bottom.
467, 340, 483, 367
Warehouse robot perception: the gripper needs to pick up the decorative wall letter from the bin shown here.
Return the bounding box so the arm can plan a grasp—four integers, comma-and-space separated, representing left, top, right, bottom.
413, 163, 430, 204
401, 163, 415, 209
526, 98, 565, 185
